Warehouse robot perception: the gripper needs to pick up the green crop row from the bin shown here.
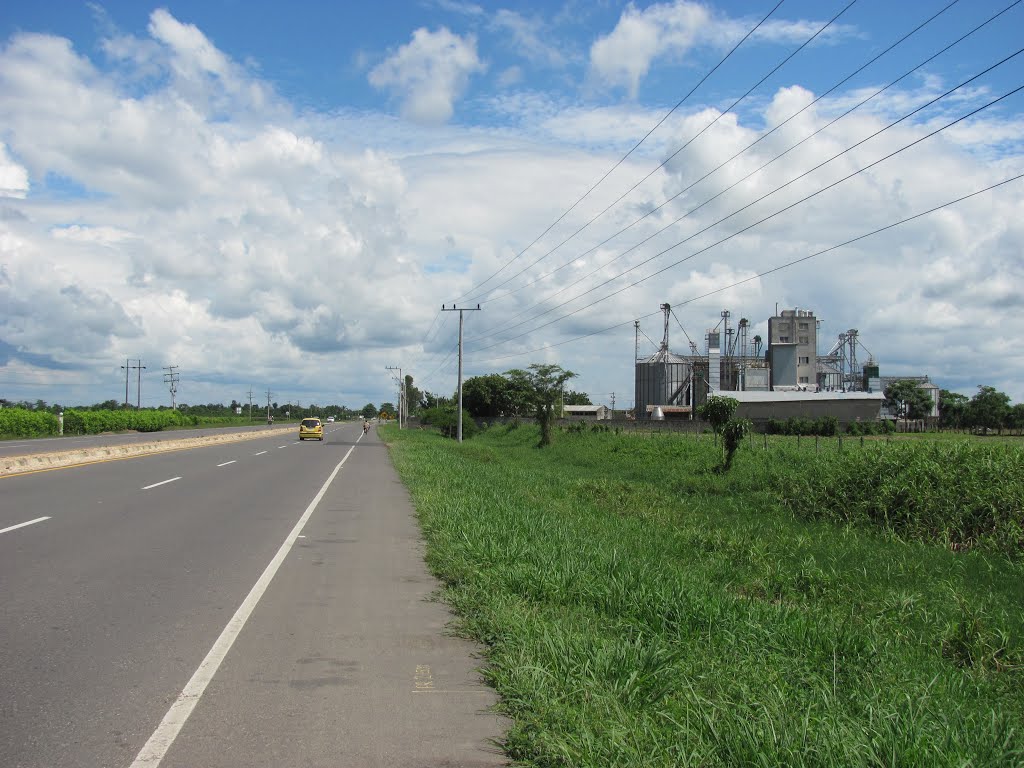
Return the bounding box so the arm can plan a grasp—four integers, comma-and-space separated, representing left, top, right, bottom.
0, 407, 247, 439
0, 408, 60, 437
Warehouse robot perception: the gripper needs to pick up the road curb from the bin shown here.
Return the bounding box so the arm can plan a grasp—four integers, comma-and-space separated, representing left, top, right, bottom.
0, 428, 281, 477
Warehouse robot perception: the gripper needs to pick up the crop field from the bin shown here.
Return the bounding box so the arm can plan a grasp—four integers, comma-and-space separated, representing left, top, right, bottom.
385, 424, 1023, 767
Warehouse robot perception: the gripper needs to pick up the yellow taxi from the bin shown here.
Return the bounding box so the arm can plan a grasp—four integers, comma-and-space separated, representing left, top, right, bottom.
298, 417, 324, 441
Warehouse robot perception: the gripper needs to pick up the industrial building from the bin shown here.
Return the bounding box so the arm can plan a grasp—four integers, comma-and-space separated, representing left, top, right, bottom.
634, 303, 887, 424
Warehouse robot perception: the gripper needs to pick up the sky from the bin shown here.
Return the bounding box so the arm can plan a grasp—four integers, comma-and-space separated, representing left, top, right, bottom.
1, 0, 1022, 412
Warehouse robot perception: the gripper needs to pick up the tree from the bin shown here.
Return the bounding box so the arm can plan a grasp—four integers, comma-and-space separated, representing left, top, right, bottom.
461, 374, 513, 418
698, 395, 739, 437
361, 403, 378, 420
420, 391, 450, 410
405, 375, 421, 416
939, 389, 969, 431
698, 395, 747, 471
1007, 403, 1024, 435
884, 380, 932, 429
379, 402, 396, 419
969, 385, 1011, 434
563, 390, 592, 406
505, 364, 576, 448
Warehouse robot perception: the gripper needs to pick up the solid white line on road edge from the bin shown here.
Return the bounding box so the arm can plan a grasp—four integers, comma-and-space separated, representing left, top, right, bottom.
142, 477, 182, 490
0, 516, 51, 535
253, 451, 268, 456
217, 460, 236, 467
130, 444, 356, 768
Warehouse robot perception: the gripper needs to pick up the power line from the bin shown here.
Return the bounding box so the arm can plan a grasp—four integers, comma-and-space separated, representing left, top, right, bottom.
467, 0, 858, 305
466, 5, 1018, 346
466, 53, 1024, 352
468, 173, 1023, 366
454, 0, 787, 304
469, 0, 981, 318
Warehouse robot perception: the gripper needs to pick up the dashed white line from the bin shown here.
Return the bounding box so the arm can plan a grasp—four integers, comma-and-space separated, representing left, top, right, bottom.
0, 516, 51, 535
142, 477, 181, 490
277, 445, 288, 449
253, 450, 268, 456
217, 460, 237, 467
129, 444, 356, 767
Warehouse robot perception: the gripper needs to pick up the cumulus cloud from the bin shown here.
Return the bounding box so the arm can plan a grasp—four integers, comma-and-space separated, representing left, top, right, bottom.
0, 142, 29, 198
0, 7, 1021, 409
369, 27, 485, 124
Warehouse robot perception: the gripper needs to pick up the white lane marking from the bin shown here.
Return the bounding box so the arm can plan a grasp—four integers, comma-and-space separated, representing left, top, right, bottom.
253, 450, 268, 456
142, 477, 181, 490
130, 444, 356, 767
0, 516, 51, 535
217, 460, 236, 467
277, 445, 288, 449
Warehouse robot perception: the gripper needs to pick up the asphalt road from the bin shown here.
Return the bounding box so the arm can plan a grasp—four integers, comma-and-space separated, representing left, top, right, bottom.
0, 422, 507, 767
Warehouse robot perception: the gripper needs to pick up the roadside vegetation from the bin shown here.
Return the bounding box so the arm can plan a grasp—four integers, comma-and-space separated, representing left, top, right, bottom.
385, 424, 1023, 766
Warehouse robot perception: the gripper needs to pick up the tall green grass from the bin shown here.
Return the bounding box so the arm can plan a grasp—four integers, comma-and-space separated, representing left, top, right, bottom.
386, 425, 1023, 767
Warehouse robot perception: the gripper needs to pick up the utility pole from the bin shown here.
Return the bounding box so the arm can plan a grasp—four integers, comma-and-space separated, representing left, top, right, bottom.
266, 389, 273, 424
385, 366, 403, 429
163, 365, 179, 409
137, 361, 146, 408
610, 392, 616, 415
441, 303, 481, 442
121, 358, 130, 407
247, 387, 254, 421
121, 359, 144, 408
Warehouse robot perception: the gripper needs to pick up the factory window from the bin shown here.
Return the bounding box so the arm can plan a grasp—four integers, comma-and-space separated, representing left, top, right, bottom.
799, 376, 809, 384
799, 356, 810, 364
799, 336, 809, 344
779, 336, 790, 343
798, 322, 809, 330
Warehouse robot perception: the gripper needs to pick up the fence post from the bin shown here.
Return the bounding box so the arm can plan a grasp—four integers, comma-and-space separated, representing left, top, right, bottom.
815, 434, 819, 455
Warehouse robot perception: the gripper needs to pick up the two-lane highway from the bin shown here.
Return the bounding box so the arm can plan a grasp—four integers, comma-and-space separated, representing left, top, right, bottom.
2, 421, 505, 767
1, 422, 353, 767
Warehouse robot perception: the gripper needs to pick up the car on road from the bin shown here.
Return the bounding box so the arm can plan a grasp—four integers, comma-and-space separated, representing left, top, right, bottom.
326, 416, 335, 423
299, 417, 324, 441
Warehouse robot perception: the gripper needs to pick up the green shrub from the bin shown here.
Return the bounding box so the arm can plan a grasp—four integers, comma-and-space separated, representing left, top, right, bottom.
0, 408, 59, 437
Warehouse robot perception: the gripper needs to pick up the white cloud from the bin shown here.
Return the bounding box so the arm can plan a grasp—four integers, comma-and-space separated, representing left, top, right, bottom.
369, 27, 485, 124
589, 1, 855, 97
0, 142, 29, 198
491, 10, 567, 69
0, 9, 1021, 410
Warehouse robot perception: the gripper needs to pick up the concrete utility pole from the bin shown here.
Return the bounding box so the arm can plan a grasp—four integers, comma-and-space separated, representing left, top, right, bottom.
610, 392, 616, 415
266, 389, 273, 423
441, 303, 481, 442
121, 359, 144, 408
385, 366, 403, 429
163, 366, 179, 409
247, 387, 254, 421
122, 358, 130, 407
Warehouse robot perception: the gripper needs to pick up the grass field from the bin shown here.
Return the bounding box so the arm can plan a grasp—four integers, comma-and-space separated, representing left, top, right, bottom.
385, 424, 1023, 767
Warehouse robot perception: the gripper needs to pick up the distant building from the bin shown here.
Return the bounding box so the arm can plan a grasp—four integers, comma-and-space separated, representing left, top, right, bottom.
562, 404, 610, 420
768, 308, 817, 388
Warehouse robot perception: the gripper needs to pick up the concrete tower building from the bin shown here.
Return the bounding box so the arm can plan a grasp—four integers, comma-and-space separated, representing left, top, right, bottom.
768, 308, 817, 389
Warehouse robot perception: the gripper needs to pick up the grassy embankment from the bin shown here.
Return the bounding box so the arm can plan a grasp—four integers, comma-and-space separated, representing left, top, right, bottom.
384, 424, 1023, 767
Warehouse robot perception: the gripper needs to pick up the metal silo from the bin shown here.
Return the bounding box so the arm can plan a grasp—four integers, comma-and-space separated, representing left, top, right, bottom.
635, 350, 691, 419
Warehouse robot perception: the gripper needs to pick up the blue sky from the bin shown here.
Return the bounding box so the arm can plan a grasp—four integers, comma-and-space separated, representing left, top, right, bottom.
1, 1, 1022, 409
